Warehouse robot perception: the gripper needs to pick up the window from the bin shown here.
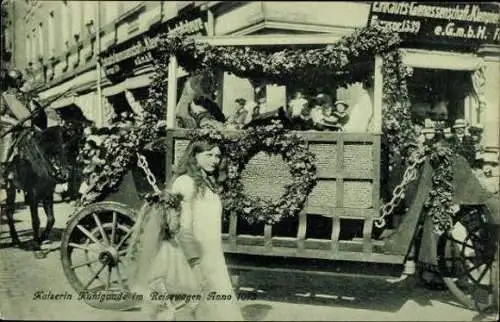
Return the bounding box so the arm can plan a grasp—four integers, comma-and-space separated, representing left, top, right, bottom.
31, 28, 37, 61
83, 1, 96, 27
25, 34, 32, 63
61, 1, 70, 45
47, 11, 55, 56
37, 23, 44, 58
408, 69, 472, 127
70, 0, 82, 38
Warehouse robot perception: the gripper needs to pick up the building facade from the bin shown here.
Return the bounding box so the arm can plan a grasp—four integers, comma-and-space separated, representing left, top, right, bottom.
2, 1, 499, 150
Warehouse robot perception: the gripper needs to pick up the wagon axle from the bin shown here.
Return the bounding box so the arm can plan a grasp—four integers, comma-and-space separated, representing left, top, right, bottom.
98, 247, 120, 267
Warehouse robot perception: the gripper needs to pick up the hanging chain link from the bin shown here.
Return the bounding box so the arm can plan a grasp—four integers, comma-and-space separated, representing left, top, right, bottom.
136, 153, 162, 194
374, 147, 427, 228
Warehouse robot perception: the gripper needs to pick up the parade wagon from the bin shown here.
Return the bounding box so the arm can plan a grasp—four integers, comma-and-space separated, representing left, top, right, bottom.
59, 27, 499, 313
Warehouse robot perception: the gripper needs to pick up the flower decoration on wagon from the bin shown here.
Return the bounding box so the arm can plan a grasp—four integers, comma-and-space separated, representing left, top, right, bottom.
222, 121, 317, 225
186, 121, 317, 225
78, 23, 460, 234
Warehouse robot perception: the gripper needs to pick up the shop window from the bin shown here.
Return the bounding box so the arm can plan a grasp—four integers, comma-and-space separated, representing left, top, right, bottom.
55, 105, 90, 126
107, 93, 134, 117
408, 69, 473, 127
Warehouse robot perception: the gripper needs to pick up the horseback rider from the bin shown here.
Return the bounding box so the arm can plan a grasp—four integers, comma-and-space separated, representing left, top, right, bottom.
1, 69, 25, 210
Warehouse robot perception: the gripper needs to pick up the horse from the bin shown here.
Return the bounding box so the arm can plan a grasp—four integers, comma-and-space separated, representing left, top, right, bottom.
2, 125, 69, 258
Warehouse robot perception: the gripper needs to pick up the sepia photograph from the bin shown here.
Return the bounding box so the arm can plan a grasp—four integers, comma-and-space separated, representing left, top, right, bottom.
0, 1, 499, 321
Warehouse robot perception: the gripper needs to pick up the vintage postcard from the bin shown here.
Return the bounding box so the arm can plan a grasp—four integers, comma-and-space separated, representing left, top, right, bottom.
1, 1, 498, 321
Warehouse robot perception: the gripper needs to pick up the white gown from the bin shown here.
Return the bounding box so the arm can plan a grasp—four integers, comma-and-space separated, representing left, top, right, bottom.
172, 175, 244, 321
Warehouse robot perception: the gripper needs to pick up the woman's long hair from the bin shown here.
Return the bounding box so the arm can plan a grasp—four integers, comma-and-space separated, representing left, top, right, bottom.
173, 140, 227, 196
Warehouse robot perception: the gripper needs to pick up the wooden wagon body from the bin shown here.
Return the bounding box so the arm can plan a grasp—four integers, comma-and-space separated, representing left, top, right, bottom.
162, 130, 402, 264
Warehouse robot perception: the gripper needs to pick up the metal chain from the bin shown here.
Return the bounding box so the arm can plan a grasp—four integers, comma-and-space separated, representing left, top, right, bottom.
374, 147, 427, 228
136, 153, 162, 194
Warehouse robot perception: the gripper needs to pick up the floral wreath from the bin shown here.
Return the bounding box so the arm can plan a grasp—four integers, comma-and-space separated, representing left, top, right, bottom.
189, 121, 317, 225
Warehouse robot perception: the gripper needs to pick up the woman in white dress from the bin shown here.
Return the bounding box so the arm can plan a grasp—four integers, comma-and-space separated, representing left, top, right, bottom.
172, 140, 243, 321
128, 139, 244, 321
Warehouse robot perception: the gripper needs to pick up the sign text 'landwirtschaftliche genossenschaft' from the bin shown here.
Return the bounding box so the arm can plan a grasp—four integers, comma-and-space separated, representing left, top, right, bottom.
368, 2, 500, 45
102, 16, 207, 76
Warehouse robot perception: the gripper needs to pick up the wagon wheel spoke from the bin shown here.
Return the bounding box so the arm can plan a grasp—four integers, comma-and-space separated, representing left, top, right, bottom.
71, 258, 100, 269
448, 237, 476, 250
83, 263, 106, 290
111, 212, 117, 246
466, 262, 485, 273
68, 242, 100, 253
116, 229, 133, 250
106, 265, 112, 290
92, 213, 110, 246
471, 262, 492, 285
114, 264, 126, 290
76, 224, 106, 248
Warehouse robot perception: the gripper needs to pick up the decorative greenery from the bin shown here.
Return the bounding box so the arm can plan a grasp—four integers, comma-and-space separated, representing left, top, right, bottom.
78, 24, 456, 234
188, 120, 317, 225
423, 140, 455, 234
226, 121, 317, 225
127, 190, 183, 261
78, 114, 141, 206
150, 25, 417, 168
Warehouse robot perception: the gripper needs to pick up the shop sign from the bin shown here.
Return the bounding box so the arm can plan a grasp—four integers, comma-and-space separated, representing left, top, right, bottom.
103, 12, 207, 77
368, 2, 500, 46
102, 35, 162, 68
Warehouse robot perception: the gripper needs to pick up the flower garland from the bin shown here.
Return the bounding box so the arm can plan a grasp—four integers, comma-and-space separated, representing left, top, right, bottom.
225, 122, 317, 225
126, 191, 183, 262
150, 25, 416, 168
423, 140, 455, 234
78, 113, 142, 206
188, 121, 317, 225
78, 24, 455, 233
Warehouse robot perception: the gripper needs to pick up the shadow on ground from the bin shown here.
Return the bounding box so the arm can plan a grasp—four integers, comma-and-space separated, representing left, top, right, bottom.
0, 227, 64, 251
236, 270, 470, 319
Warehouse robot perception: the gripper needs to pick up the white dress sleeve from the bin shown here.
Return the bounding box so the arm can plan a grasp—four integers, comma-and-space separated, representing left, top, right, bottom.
171, 175, 201, 261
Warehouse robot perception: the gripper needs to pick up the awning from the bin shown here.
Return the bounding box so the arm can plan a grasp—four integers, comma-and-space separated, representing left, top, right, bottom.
1, 92, 31, 120
50, 96, 77, 109
103, 73, 154, 97
38, 69, 98, 102
102, 67, 188, 97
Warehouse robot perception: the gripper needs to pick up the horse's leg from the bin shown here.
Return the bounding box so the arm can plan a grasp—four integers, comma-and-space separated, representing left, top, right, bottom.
27, 190, 42, 250
4, 181, 20, 245
39, 190, 55, 243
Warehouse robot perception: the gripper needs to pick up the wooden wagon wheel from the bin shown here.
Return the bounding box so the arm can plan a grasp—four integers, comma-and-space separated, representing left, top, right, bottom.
60, 201, 139, 310
437, 205, 498, 312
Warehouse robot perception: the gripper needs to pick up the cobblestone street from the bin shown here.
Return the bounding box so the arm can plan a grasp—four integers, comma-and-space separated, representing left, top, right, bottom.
1, 199, 495, 321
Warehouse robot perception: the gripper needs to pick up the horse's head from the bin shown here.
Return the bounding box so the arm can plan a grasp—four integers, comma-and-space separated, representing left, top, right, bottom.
38, 126, 71, 182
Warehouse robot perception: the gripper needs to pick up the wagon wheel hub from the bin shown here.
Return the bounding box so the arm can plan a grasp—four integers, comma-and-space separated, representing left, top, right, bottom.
98, 247, 119, 267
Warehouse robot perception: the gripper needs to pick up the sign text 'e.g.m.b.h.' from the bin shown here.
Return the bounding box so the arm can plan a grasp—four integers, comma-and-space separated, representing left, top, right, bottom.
368, 2, 500, 45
